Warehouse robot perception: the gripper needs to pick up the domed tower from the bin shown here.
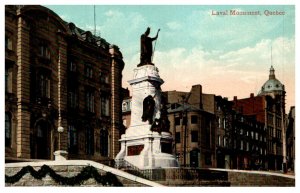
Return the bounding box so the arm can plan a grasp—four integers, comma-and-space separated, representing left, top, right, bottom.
258, 65, 286, 172
258, 65, 285, 97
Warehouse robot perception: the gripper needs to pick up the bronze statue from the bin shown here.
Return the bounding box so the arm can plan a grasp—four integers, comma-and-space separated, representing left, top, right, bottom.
138, 27, 160, 66
141, 95, 155, 124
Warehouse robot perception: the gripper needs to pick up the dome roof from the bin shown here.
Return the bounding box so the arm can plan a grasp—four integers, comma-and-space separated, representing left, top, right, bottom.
258, 66, 284, 95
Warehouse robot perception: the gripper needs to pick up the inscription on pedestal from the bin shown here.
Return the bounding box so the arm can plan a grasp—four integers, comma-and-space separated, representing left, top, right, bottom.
127, 145, 144, 156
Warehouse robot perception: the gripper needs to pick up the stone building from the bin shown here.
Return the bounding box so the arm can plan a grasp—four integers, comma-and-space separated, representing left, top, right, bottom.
212, 94, 267, 170
232, 66, 286, 170
121, 85, 218, 168
5, 5, 125, 164
165, 85, 216, 168
121, 84, 272, 170
286, 106, 295, 171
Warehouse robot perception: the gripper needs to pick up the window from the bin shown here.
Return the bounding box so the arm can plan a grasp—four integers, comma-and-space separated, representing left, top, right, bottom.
122, 102, 127, 112
86, 127, 94, 155
268, 127, 274, 137
191, 115, 198, 124
240, 128, 243, 135
175, 132, 180, 143
85, 64, 93, 78
223, 118, 226, 129
205, 153, 212, 165
5, 67, 13, 93
39, 42, 50, 59
182, 116, 187, 125
5, 36, 13, 50
276, 118, 281, 127
251, 131, 254, 139
100, 72, 109, 84
175, 117, 180, 126
223, 136, 227, 147
218, 135, 221, 146
38, 73, 50, 98
246, 142, 249, 151
240, 140, 244, 150
68, 90, 78, 109
100, 129, 109, 156
255, 132, 259, 140
69, 60, 77, 72
68, 125, 78, 153
122, 101, 131, 112
276, 130, 282, 139
217, 117, 221, 128
5, 113, 11, 147
233, 139, 236, 149
191, 131, 198, 142
206, 121, 211, 148
101, 96, 110, 116
267, 114, 273, 125
86, 90, 95, 113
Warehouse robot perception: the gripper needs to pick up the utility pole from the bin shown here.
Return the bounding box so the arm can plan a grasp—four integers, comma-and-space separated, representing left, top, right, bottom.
180, 95, 187, 167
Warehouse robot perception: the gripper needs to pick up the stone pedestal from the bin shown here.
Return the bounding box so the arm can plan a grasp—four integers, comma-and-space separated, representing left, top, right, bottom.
54, 150, 68, 161
115, 64, 179, 169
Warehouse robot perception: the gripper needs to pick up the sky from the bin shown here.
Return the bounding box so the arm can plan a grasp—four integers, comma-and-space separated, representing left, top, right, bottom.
45, 4, 295, 111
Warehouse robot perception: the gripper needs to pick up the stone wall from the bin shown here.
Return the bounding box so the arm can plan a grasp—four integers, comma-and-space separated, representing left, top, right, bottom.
208, 168, 295, 187
5, 160, 163, 187
125, 168, 294, 187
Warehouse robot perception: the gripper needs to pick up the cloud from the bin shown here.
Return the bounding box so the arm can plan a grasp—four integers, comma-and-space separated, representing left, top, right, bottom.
105, 10, 122, 17
167, 21, 182, 30
122, 36, 295, 109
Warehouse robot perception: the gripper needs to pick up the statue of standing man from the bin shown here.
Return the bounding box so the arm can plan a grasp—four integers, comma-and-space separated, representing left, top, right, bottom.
138, 27, 160, 66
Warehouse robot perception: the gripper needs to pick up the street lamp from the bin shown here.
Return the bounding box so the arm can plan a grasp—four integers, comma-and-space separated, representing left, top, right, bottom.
58, 126, 64, 150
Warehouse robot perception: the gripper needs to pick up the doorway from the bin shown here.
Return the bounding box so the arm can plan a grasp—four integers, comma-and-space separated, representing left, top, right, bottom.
190, 149, 199, 167
31, 120, 52, 159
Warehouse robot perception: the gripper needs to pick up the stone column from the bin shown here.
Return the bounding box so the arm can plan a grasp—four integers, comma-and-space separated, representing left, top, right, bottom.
16, 12, 31, 158
109, 46, 124, 158
281, 93, 287, 173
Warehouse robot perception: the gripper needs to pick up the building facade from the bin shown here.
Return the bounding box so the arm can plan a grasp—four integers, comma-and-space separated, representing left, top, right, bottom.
232, 66, 286, 170
5, 5, 125, 164
121, 82, 279, 170
286, 106, 295, 171
165, 85, 216, 168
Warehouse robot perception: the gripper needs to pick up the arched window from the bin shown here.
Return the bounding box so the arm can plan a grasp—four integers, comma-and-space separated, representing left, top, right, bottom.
100, 129, 108, 156
5, 113, 11, 147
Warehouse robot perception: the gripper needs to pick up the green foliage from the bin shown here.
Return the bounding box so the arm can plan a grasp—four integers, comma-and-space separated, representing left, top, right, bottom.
5, 165, 123, 186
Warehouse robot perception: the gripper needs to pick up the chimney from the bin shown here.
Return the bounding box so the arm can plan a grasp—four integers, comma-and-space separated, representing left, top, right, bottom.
234, 96, 237, 101
190, 84, 202, 109
250, 93, 254, 98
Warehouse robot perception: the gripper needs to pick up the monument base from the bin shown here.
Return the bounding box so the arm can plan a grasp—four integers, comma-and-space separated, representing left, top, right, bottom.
115, 131, 179, 169
115, 64, 179, 169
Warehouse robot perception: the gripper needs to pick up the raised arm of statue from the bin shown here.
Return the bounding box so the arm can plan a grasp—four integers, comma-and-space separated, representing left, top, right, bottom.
151, 29, 160, 41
